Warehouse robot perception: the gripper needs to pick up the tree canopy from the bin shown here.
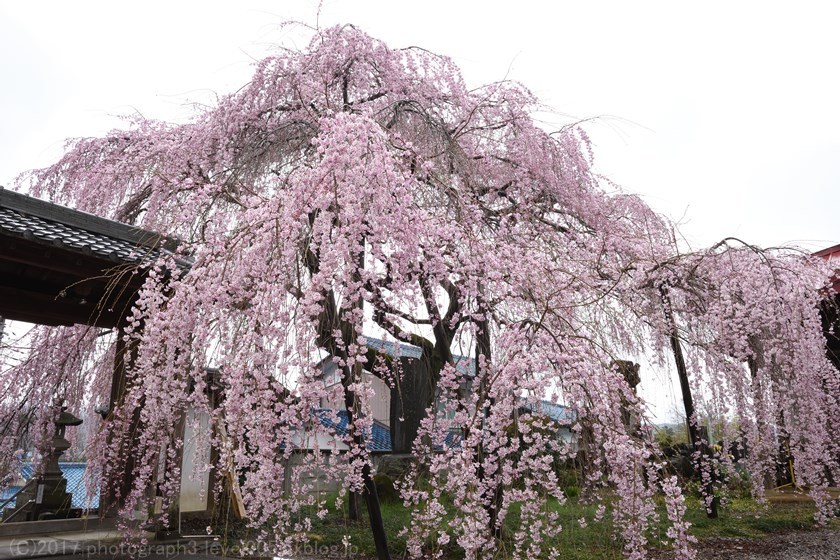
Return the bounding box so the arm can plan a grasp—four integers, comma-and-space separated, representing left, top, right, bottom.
1, 25, 838, 560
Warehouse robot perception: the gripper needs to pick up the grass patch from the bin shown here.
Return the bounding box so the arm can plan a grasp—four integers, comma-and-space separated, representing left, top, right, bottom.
680, 496, 819, 539
300, 493, 622, 559
207, 491, 836, 559
303, 496, 413, 558
505, 498, 622, 560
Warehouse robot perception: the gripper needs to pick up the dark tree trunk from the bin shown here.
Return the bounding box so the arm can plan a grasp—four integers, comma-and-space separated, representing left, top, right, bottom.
668, 327, 699, 448
348, 491, 362, 521
662, 288, 718, 518
343, 392, 390, 559
474, 307, 502, 538
613, 360, 641, 435
340, 354, 392, 558
390, 357, 434, 454
361, 462, 391, 560
312, 277, 391, 559
305, 230, 392, 559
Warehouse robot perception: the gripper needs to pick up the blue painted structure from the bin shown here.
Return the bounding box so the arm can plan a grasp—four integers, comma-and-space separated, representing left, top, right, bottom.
529, 400, 576, 426
315, 409, 392, 452
0, 463, 99, 511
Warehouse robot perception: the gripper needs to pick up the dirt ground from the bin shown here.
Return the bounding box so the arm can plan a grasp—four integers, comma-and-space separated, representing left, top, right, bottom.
687, 527, 840, 560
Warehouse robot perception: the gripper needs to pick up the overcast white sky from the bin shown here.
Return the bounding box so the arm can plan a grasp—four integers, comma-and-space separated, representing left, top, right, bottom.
2, 1, 838, 421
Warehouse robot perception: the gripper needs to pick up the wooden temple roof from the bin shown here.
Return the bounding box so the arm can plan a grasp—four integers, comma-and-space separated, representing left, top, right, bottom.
0, 188, 181, 328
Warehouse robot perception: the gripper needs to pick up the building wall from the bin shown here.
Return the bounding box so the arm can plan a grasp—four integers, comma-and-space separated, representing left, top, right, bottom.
321, 368, 391, 425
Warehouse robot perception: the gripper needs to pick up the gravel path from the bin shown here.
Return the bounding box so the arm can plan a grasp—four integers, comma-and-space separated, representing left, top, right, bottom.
686, 527, 840, 560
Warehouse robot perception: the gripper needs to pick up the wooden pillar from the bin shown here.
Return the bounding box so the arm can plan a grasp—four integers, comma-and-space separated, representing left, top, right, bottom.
101, 322, 142, 516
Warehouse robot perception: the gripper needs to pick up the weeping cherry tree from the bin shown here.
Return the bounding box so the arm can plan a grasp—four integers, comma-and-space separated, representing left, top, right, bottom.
1, 25, 838, 560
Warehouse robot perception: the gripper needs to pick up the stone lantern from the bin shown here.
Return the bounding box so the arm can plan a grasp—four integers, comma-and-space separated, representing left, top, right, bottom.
5, 406, 83, 521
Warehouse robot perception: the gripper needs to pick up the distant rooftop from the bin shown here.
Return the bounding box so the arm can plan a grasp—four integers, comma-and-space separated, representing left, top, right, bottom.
527, 400, 576, 426
364, 336, 423, 359
814, 243, 840, 260
363, 336, 476, 376
815, 243, 840, 293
